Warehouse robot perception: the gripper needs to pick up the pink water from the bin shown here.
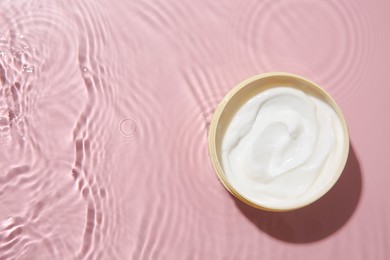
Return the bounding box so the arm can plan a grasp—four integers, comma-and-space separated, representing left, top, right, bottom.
0, 0, 389, 259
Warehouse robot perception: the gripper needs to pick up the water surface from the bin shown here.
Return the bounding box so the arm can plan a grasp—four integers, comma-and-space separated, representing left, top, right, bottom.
0, 0, 389, 259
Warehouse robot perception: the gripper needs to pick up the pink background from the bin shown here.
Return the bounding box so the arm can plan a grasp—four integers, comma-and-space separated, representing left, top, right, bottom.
0, 0, 389, 259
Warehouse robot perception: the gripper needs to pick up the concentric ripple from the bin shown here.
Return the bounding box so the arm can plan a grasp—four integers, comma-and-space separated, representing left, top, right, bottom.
0, 17, 40, 147
229, 0, 373, 102
166, 67, 241, 221
68, 1, 121, 259
0, 0, 387, 259
118, 117, 139, 138
0, 0, 118, 259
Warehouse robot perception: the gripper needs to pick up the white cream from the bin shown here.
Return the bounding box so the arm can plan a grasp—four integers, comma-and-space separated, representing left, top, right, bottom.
222, 87, 345, 209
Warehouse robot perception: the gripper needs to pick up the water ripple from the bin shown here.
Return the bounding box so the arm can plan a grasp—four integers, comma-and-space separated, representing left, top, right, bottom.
166, 66, 241, 223
229, 0, 373, 102
0, 0, 383, 259
0, 1, 117, 259
118, 117, 139, 138
69, 1, 124, 258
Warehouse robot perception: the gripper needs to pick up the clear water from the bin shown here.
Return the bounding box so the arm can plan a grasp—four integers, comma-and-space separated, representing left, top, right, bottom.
0, 0, 389, 259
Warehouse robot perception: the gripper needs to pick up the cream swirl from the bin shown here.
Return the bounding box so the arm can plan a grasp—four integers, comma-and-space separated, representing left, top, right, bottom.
222, 87, 344, 208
